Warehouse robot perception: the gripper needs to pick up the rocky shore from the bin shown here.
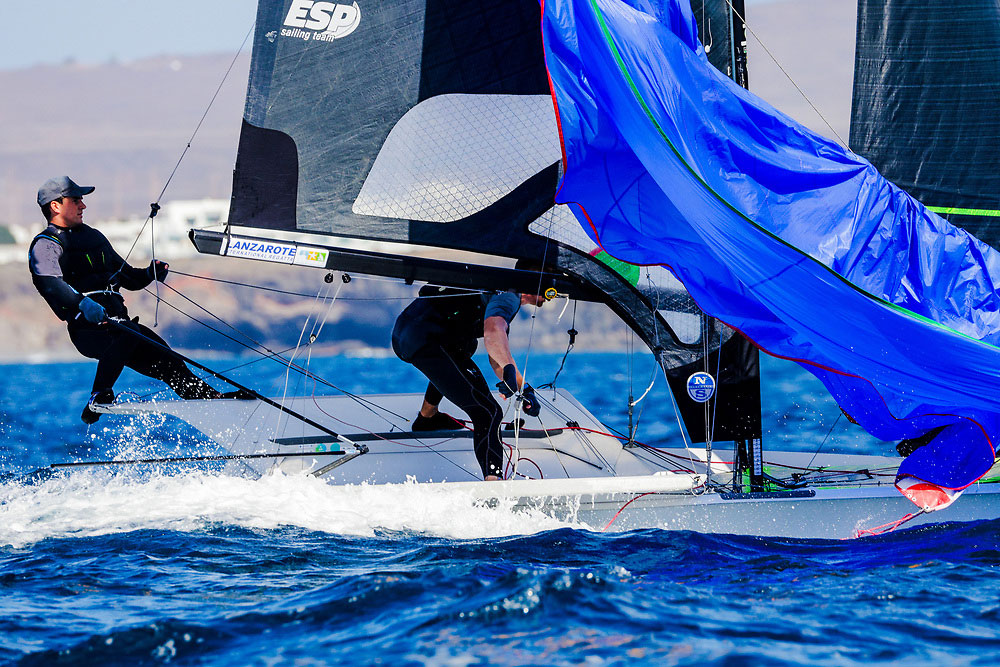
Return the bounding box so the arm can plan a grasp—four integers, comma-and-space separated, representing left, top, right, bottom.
1, 254, 629, 364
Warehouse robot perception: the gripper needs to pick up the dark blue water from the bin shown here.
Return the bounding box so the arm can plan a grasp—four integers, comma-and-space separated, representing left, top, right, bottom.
2, 352, 998, 665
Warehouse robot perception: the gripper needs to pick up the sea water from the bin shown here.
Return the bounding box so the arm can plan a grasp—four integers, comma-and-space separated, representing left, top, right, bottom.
1, 351, 998, 665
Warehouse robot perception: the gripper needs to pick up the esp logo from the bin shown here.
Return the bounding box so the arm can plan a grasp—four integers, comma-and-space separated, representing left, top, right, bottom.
284, 0, 361, 38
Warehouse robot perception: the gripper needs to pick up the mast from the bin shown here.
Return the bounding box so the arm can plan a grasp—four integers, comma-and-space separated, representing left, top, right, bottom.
686, 0, 763, 489
726, 0, 760, 491
728, 0, 748, 89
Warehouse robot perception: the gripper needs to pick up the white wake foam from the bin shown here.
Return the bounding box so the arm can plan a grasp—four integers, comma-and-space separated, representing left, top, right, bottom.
0, 470, 582, 548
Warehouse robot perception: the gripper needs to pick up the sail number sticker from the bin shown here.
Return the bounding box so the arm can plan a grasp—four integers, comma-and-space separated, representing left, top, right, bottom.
686, 372, 716, 403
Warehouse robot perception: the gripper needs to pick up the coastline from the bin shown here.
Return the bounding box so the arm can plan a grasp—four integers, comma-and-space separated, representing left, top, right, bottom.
1, 255, 633, 364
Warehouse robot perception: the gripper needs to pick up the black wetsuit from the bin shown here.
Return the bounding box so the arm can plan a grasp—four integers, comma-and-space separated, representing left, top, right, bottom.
28, 222, 218, 399
392, 287, 521, 479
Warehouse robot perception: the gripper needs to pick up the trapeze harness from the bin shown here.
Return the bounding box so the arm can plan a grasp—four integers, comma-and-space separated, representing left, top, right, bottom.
28, 223, 216, 399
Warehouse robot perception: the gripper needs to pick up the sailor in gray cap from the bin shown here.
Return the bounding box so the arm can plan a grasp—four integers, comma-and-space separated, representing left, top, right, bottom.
35, 175, 96, 208
28, 176, 227, 423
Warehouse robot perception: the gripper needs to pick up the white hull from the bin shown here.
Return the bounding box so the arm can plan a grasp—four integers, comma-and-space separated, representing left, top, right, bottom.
100, 390, 1000, 540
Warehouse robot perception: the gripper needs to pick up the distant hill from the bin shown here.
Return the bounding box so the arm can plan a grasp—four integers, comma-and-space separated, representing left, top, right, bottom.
0, 52, 249, 228
0, 0, 854, 230
0, 0, 856, 359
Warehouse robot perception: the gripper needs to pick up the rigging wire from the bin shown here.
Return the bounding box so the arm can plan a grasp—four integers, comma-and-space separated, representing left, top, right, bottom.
510, 225, 558, 478
722, 0, 848, 147
700, 313, 714, 486
540, 399, 617, 474
118, 340, 303, 401
155, 267, 499, 421
637, 268, 693, 456
700, 0, 712, 53
709, 325, 724, 455
305, 383, 481, 481
803, 411, 843, 472
155, 281, 274, 353
629, 367, 658, 409
626, 320, 635, 442
538, 300, 578, 392
170, 269, 489, 300
139, 282, 411, 424
274, 279, 343, 438
626, 269, 667, 436
117, 22, 255, 269
852, 510, 927, 538
503, 234, 622, 475
151, 206, 160, 326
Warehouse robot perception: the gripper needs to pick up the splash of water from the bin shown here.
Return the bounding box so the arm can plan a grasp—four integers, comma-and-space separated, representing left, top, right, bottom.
0, 469, 582, 548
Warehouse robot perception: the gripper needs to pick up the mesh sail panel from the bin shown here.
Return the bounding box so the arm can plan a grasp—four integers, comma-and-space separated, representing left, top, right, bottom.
231, 0, 556, 259
530, 206, 707, 348
353, 95, 560, 222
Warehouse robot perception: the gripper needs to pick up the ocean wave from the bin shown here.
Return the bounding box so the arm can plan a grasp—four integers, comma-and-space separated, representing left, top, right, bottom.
0, 469, 581, 548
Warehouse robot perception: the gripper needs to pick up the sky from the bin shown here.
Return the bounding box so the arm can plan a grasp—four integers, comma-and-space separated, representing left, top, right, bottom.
0, 1, 258, 70
0, 0, 782, 71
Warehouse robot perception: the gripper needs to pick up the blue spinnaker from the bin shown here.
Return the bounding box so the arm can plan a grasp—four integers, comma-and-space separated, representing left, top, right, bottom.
541, 0, 1000, 496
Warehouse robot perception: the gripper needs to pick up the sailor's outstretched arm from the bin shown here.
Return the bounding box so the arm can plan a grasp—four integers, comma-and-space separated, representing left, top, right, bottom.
106, 241, 162, 290
484, 315, 523, 389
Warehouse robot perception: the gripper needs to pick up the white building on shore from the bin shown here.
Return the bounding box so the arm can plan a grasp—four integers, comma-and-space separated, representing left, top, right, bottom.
0, 199, 229, 265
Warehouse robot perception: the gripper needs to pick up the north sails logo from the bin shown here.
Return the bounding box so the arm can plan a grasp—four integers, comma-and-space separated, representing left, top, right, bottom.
282, 0, 361, 41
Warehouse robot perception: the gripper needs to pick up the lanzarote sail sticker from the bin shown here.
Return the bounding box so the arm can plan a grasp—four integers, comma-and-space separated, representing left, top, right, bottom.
294, 247, 330, 268
686, 372, 716, 403
221, 235, 331, 267
281, 0, 361, 41
224, 237, 298, 264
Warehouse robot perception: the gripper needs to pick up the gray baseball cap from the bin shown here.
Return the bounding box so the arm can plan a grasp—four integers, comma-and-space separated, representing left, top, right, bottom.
37, 176, 95, 207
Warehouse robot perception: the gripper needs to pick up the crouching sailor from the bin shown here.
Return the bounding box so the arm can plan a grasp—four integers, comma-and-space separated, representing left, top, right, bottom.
28, 175, 224, 423
392, 281, 546, 481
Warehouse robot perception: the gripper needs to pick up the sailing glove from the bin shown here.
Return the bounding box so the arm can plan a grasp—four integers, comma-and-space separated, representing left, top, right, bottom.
520, 384, 541, 417
78, 297, 107, 324
496, 364, 519, 398
148, 260, 169, 282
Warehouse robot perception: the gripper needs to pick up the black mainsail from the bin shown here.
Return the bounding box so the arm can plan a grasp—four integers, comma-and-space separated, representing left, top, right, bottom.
191, 0, 761, 446
850, 0, 1000, 246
